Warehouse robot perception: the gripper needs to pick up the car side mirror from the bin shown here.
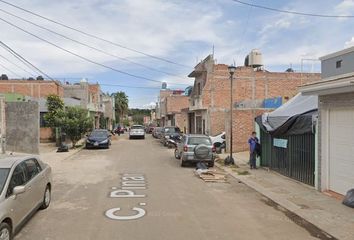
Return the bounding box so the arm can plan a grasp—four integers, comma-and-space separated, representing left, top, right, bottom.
13, 186, 26, 195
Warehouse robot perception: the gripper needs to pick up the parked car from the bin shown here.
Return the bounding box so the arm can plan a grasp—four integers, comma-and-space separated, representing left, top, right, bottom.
210, 132, 226, 153
86, 129, 111, 149
0, 156, 52, 240
160, 126, 181, 146
152, 127, 162, 138
175, 134, 215, 167
129, 125, 145, 139
114, 125, 125, 134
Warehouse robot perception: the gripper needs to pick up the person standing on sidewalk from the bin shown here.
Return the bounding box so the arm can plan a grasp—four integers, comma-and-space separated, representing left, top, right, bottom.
248, 131, 259, 169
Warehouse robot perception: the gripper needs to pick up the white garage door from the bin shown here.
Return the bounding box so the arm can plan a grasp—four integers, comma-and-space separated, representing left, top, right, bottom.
329, 107, 354, 195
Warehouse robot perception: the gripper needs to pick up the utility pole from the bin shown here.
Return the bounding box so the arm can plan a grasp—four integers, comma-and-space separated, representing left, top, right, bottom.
228, 65, 236, 163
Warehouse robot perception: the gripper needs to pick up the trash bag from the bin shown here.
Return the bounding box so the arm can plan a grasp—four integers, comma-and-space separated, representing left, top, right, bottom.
342, 189, 354, 208
224, 156, 234, 165
196, 162, 208, 170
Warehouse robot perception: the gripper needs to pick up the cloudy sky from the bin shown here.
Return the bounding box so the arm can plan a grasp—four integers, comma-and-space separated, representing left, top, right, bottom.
0, 0, 353, 108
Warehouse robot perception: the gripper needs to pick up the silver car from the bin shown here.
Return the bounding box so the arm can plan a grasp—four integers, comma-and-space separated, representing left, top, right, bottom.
0, 156, 52, 240
129, 125, 145, 139
175, 134, 215, 167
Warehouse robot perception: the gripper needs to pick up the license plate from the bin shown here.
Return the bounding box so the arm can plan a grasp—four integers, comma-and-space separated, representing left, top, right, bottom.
94, 142, 99, 146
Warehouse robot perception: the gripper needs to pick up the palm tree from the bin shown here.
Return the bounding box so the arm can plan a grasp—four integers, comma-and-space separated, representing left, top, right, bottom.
113, 91, 129, 124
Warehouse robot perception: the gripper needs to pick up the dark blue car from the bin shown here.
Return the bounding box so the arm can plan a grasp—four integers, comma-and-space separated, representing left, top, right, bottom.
86, 129, 111, 149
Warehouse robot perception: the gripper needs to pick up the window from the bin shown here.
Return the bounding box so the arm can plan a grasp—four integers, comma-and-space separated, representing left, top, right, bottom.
197, 83, 201, 95
0, 168, 10, 195
336, 60, 342, 68
187, 137, 211, 145
24, 159, 42, 181
6, 162, 27, 197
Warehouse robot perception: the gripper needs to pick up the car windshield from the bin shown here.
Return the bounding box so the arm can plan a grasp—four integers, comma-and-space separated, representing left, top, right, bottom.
165, 127, 180, 133
131, 126, 143, 129
90, 131, 108, 138
188, 137, 212, 145
0, 168, 9, 194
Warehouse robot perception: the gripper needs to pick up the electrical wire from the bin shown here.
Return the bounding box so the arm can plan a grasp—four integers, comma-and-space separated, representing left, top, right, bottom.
90, 83, 161, 90
0, 52, 36, 77
0, 41, 55, 80
0, 17, 190, 86
0, 8, 187, 80
231, 0, 354, 18
0, 61, 22, 78
0, 0, 191, 68
0, 45, 42, 77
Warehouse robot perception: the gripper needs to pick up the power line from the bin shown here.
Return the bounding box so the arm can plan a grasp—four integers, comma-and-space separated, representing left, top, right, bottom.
0, 61, 22, 78
0, 41, 54, 80
99, 84, 160, 90
0, 8, 187, 80
0, 41, 44, 77
0, 52, 36, 77
0, 0, 191, 68
231, 0, 354, 18
0, 17, 189, 86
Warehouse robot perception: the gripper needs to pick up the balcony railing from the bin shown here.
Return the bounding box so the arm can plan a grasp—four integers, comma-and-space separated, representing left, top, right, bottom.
189, 97, 205, 111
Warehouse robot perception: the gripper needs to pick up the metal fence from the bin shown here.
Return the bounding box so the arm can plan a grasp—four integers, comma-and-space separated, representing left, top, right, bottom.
260, 129, 315, 186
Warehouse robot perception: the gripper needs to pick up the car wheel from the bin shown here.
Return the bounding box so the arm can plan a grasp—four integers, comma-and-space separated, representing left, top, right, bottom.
174, 149, 180, 159
40, 185, 51, 210
0, 222, 12, 240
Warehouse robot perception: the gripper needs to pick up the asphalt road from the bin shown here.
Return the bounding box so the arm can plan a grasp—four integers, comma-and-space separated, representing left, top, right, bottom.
15, 135, 317, 240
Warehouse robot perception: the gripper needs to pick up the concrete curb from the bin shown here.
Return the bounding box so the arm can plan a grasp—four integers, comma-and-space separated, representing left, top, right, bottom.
215, 162, 338, 239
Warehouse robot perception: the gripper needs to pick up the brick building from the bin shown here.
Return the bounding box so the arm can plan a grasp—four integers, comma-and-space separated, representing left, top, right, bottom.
0, 79, 63, 98
63, 80, 104, 129
157, 89, 189, 130
188, 55, 321, 152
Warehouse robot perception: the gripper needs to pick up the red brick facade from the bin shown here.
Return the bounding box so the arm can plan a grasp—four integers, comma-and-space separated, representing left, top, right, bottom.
188, 56, 321, 152
0, 80, 63, 98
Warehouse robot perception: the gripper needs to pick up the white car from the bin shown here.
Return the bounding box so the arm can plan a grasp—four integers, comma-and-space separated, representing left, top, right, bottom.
210, 132, 226, 153
129, 125, 145, 139
210, 132, 225, 146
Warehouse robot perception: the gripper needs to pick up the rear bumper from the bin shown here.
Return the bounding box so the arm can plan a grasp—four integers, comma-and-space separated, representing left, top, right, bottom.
129, 134, 145, 138
181, 153, 214, 162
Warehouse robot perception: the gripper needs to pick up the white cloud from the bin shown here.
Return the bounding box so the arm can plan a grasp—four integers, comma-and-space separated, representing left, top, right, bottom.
335, 0, 354, 16
345, 36, 354, 47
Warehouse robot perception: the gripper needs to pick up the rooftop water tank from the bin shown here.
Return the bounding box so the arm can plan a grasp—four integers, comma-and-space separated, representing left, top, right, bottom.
248, 49, 263, 68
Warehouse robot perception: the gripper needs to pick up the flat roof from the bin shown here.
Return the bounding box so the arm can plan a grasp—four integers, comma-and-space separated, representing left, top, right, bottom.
320, 45, 354, 61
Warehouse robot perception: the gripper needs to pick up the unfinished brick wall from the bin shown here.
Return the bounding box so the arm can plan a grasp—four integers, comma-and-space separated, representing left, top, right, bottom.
166, 95, 189, 114
202, 65, 321, 108
0, 80, 64, 98
198, 64, 320, 152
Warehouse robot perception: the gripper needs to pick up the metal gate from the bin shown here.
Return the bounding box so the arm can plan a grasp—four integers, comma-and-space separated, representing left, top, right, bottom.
260, 129, 315, 186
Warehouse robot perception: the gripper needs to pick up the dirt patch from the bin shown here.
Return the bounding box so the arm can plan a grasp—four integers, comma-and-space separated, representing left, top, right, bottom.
261, 198, 337, 240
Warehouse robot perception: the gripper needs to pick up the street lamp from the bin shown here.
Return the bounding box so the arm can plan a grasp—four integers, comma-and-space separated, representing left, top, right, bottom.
228, 65, 236, 164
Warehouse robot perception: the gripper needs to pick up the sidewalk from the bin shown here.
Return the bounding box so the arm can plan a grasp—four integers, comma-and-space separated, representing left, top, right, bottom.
216, 152, 354, 240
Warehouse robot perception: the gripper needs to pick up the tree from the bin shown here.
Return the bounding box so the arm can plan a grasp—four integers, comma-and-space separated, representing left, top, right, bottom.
56, 106, 93, 148
44, 94, 64, 127
113, 91, 129, 123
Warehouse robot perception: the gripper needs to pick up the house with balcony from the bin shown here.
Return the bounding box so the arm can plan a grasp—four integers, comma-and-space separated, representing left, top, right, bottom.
63, 79, 104, 129
156, 88, 189, 130
187, 52, 321, 152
